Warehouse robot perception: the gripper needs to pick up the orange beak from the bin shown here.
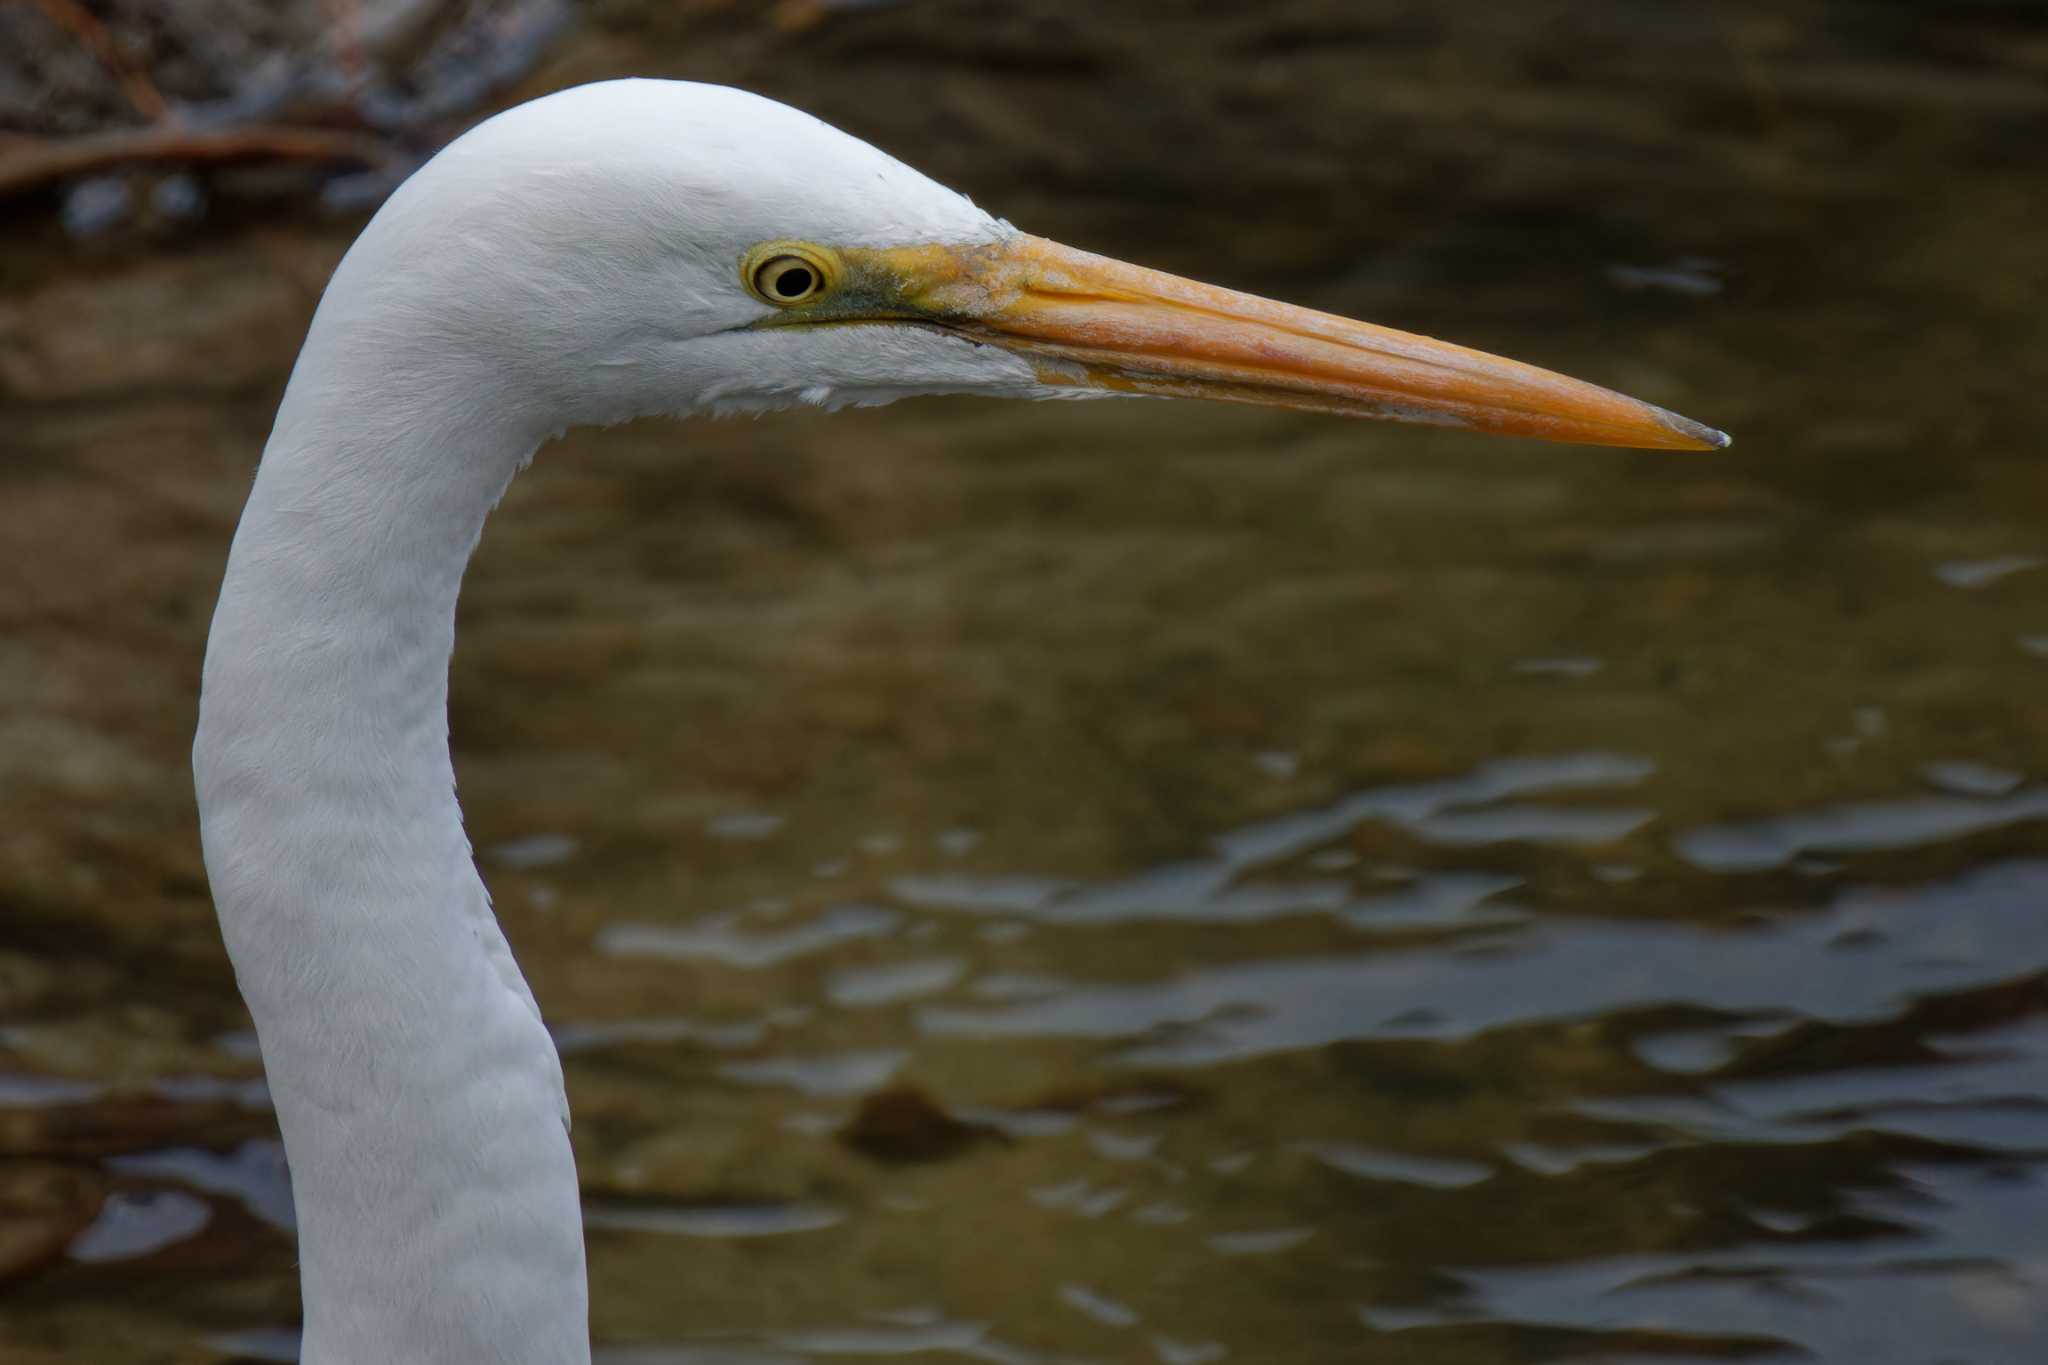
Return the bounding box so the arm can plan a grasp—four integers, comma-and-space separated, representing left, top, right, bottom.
850, 234, 1727, 451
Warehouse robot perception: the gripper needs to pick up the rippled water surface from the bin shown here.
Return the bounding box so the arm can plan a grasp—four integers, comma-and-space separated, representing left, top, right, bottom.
3, 3, 2046, 1362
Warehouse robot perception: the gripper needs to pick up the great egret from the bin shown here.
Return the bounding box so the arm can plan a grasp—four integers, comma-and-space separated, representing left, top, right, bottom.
192, 78, 1725, 1363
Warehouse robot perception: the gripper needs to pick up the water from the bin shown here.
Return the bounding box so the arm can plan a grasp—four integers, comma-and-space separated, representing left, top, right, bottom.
3, 2, 2047, 1362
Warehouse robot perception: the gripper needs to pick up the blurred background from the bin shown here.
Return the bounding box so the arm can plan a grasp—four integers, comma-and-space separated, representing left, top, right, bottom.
4, 2, 2047, 1361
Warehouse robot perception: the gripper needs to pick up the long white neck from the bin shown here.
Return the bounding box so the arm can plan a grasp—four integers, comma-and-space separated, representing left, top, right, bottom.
194, 266, 589, 1362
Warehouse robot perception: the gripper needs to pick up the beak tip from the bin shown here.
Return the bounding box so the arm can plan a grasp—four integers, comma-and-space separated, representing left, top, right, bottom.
1655, 406, 1732, 452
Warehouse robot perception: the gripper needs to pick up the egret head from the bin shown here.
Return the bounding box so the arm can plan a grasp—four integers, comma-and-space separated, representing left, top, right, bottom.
336, 79, 1725, 450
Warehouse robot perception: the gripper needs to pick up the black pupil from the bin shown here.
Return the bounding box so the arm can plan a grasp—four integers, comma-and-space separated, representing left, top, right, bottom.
771, 264, 814, 298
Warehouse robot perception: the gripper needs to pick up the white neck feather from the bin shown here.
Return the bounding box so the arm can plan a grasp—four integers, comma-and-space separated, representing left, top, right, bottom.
194, 294, 589, 1362
189, 77, 1039, 1361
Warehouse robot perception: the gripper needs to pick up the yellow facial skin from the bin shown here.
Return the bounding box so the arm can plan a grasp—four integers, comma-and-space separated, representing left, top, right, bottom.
742, 234, 1729, 452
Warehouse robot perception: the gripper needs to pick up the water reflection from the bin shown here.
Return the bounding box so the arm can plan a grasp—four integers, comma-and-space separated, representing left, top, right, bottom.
1300, 1141, 1494, 1190
825, 957, 967, 1007
557, 761, 2043, 1362
1934, 557, 2043, 591
718, 1049, 908, 1097
0, 1073, 103, 1106
924, 859, 2048, 1066
110, 1139, 294, 1231
1446, 1163, 2047, 1364
206, 1328, 302, 1363
895, 753, 1650, 925
600, 904, 902, 967
1673, 790, 2048, 873
586, 1203, 845, 1239
17, 756, 2045, 1361
68, 1189, 210, 1263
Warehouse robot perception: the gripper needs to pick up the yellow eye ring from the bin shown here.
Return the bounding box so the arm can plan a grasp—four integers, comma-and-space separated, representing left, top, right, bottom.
743, 243, 839, 306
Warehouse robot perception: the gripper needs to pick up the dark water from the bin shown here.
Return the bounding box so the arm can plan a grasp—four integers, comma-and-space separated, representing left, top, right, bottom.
3, 3, 2046, 1362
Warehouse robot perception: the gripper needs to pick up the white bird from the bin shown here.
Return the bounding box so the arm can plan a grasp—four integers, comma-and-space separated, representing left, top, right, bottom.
193, 78, 1725, 1364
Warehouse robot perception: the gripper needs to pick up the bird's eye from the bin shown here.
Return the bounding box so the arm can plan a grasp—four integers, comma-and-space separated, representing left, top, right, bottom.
743, 244, 839, 307
761, 258, 817, 299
